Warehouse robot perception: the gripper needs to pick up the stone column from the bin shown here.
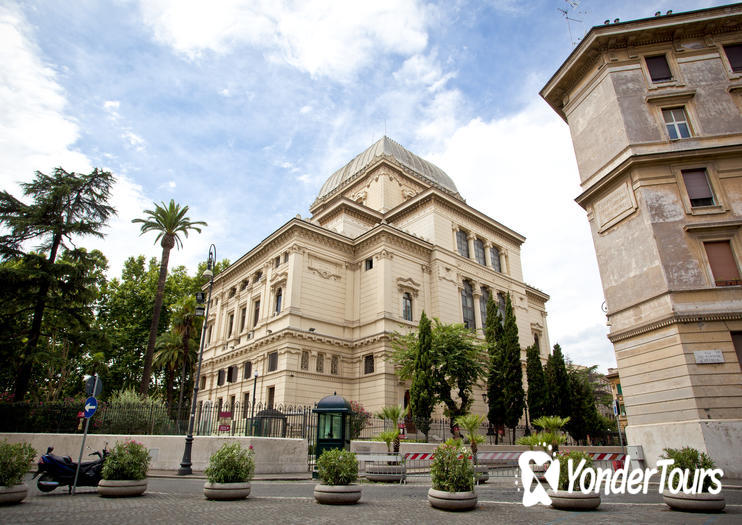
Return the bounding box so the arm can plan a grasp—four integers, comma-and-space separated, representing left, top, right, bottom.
484, 242, 492, 267
472, 282, 483, 331
467, 234, 475, 260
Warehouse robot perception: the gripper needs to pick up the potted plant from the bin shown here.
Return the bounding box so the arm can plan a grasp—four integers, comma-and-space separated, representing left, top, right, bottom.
0, 440, 36, 505
548, 450, 601, 510
517, 415, 570, 481
365, 430, 405, 482
455, 414, 488, 484
204, 443, 255, 500
661, 447, 725, 512
98, 440, 150, 497
428, 438, 477, 511
313, 448, 361, 505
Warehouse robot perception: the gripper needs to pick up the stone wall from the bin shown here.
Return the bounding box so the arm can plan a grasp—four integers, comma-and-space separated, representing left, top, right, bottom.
0, 433, 308, 474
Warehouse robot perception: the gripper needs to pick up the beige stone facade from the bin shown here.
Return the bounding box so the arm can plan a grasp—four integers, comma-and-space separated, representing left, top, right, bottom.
542, 6, 742, 476
196, 137, 549, 419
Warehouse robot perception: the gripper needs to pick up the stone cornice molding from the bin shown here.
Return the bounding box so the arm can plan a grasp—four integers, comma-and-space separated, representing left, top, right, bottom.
608, 311, 742, 342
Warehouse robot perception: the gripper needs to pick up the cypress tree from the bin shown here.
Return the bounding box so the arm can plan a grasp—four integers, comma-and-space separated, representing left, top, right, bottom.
500, 293, 525, 443
525, 343, 548, 422
544, 343, 571, 418
566, 367, 602, 444
409, 311, 436, 442
485, 295, 505, 443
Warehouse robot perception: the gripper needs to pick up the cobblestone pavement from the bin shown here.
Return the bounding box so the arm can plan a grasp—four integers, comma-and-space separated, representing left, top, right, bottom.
1, 475, 740, 525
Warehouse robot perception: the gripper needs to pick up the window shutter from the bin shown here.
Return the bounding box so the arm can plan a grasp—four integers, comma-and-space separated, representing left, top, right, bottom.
646, 55, 672, 82
705, 241, 741, 285
682, 170, 714, 206
725, 44, 742, 72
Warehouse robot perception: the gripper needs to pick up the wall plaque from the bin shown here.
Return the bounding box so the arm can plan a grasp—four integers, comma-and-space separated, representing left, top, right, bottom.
595, 181, 637, 232
693, 350, 724, 364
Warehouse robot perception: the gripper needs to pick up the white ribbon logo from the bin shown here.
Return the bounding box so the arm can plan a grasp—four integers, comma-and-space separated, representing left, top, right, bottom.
519, 451, 560, 507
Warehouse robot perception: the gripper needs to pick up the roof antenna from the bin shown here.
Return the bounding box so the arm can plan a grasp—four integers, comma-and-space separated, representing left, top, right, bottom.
558, 0, 588, 47
384, 119, 387, 138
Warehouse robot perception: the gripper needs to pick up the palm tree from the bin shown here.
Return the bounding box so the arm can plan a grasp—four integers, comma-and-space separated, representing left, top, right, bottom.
154, 331, 181, 407
133, 200, 206, 393
170, 296, 199, 412
455, 414, 486, 464
376, 405, 408, 454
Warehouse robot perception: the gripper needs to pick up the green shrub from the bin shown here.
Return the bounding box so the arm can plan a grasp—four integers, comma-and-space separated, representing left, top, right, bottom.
349, 401, 371, 439
430, 438, 474, 493
102, 440, 151, 480
662, 447, 716, 492
557, 451, 593, 490
97, 389, 171, 435
0, 441, 36, 487
317, 448, 358, 485
376, 430, 399, 453
205, 443, 255, 484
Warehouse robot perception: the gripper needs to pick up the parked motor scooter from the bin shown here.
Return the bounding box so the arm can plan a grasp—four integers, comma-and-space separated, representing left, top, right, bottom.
32, 445, 108, 493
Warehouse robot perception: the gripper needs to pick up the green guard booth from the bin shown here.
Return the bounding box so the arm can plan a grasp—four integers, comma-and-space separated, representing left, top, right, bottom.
313, 393, 352, 461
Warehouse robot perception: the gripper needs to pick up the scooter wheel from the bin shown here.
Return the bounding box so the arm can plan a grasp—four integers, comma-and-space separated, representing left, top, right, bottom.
37, 474, 58, 492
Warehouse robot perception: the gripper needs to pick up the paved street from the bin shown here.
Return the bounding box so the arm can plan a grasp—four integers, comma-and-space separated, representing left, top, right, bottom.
2, 475, 740, 525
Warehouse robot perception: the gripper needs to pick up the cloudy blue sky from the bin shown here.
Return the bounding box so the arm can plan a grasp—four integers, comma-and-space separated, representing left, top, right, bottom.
1, 1, 730, 371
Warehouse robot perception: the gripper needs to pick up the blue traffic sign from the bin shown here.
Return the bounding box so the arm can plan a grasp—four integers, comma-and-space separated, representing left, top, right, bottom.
83, 397, 98, 418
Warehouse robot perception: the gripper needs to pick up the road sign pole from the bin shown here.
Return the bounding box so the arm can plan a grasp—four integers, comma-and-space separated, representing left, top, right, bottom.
72, 374, 98, 495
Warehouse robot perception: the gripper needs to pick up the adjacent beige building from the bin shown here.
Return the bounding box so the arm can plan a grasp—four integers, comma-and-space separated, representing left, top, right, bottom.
542, 5, 742, 476
196, 137, 550, 420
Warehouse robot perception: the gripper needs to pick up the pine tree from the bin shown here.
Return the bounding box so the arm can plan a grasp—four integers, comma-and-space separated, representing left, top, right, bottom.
525, 343, 548, 422
0, 168, 115, 401
485, 295, 505, 443
566, 367, 602, 444
500, 293, 525, 443
409, 311, 436, 442
544, 343, 571, 418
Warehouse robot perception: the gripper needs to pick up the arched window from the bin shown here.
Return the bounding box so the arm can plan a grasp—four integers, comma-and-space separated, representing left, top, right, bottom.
474, 239, 486, 265
461, 280, 475, 329
456, 230, 469, 258
490, 246, 501, 272
479, 287, 489, 325
275, 288, 282, 313
402, 292, 413, 321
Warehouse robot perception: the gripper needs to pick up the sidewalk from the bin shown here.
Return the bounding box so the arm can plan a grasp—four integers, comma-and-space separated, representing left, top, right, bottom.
147, 469, 312, 481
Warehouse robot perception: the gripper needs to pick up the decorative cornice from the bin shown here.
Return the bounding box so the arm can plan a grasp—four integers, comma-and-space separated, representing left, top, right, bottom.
608, 311, 742, 342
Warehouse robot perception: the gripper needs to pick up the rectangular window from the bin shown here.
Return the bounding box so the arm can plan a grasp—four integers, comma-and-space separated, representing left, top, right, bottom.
662, 107, 691, 139
474, 238, 486, 265
704, 241, 741, 286
301, 350, 309, 370
365, 258, 373, 270
682, 169, 715, 207
316, 353, 325, 373
490, 246, 501, 272
617, 383, 622, 396
283, 252, 289, 264
243, 392, 250, 410
243, 361, 252, 380
461, 281, 475, 329
240, 307, 247, 331
267, 386, 275, 409
402, 292, 413, 321
228, 313, 234, 336
217, 369, 225, 386
253, 299, 261, 327
274, 256, 280, 268
200, 376, 206, 389
479, 287, 489, 325
732, 332, 742, 373
724, 44, 742, 72
646, 54, 672, 82
331, 355, 339, 375
456, 230, 469, 258
207, 325, 213, 344
364, 354, 374, 374
268, 351, 278, 372
227, 366, 237, 383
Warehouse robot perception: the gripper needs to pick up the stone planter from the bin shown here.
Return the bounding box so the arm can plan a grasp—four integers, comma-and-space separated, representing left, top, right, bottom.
365, 464, 405, 483
427, 488, 477, 511
98, 479, 148, 497
474, 465, 489, 484
0, 484, 28, 505
662, 491, 725, 512
313, 483, 362, 505
204, 481, 251, 500
548, 490, 601, 510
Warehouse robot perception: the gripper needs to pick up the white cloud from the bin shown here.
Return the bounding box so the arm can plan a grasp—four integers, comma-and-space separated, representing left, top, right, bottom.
299, 105, 312, 114
137, 0, 430, 81
426, 100, 615, 371
122, 130, 146, 151
0, 4, 90, 194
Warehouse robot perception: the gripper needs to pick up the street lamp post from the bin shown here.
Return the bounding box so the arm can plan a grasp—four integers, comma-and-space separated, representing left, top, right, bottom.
178, 244, 216, 475
250, 371, 258, 436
